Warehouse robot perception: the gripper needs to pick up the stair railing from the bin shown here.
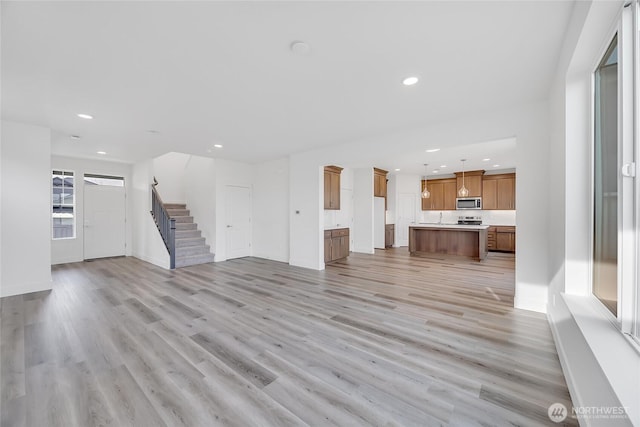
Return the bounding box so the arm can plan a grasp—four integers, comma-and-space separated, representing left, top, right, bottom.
150, 180, 176, 269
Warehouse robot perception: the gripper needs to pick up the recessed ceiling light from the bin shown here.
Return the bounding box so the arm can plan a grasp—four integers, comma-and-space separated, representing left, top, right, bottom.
493, 164, 500, 168
70, 135, 80, 140
483, 158, 491, 161
97, 151, 107, 155
426, 148, 440, 153
77, 113, 93, 119
290, 41, 311, 55
213, 144, 223, 148
440, 165, 447, 168
402, 76, 419, 86
432, 170, 439, 174
394, 168, 401, 172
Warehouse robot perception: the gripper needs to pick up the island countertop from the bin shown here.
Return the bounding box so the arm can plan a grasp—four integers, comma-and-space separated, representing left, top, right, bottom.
411, 223, 490, 230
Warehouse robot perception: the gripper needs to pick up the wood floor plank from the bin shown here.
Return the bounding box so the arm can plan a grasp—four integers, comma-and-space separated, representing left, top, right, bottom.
0, 249, 578, 426
94, 364, 169, 427
190, 331, 277, 388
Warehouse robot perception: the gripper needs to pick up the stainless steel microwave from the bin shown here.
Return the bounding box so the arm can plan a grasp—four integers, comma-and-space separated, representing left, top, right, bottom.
456, 197, 482, 210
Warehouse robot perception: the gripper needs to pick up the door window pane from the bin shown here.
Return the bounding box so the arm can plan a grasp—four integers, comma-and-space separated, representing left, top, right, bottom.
84, 174, 124, 187
52, 170, 75, 239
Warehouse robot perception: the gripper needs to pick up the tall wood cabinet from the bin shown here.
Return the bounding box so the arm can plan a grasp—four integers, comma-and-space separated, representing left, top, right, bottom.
482, 173, 516, 210
421, 178, 456, 210
324, 166, 343, 210
454, 170, 484, 198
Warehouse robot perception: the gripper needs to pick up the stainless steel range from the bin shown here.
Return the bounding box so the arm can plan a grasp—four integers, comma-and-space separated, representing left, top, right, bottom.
458, 215, 483, 225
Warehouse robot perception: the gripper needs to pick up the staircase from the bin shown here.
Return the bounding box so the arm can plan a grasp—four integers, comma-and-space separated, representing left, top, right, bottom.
164, 203, 215, 268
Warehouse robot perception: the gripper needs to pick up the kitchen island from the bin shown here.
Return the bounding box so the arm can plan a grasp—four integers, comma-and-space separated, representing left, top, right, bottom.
408, 224, 489, 261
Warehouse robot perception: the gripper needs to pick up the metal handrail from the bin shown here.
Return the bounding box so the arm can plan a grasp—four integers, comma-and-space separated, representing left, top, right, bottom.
150, 182, 176, 269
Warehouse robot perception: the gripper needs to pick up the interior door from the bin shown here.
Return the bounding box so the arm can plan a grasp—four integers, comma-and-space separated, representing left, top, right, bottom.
84, 183, 126, 259
397, 193, 417, 246
226, 185, 252, 259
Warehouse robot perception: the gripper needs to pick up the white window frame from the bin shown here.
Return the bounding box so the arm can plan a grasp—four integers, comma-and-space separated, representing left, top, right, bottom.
632, 0, 640, 341
618, 0, 638, 341
589, 1, 639, 343
52, 169, 76, 240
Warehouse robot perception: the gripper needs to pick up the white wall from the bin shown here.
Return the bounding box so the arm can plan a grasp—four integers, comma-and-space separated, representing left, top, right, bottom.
183, 156, 216, 252
546, 1, 639, 425
252, 157, 289, 263
352, 168, 374, 254
1, 121, 52, 297
50, 156, 133, 265
289, 156, 323, 270
131, 159, 170, 269
152, 152, 190, 204
214, 158, 253, 262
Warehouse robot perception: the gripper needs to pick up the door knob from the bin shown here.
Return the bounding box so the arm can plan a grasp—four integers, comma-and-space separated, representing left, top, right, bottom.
226, 225, 232, 228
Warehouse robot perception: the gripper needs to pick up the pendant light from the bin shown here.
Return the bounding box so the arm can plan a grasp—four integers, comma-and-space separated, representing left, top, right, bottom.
458, 159, 469, 197
421, 164, 431, 199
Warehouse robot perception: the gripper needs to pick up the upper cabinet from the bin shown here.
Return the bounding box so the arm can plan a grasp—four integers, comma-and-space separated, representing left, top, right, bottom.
373, 168, 388, 209
454, 170, 484, 198
421, 170, 516, 211
324, 166, 343, 210
482, 173, 516, 210
373, 168, 388, 198
421, 178, 456, 210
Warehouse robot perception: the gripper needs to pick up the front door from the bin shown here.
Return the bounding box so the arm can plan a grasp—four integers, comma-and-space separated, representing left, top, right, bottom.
225, 185, 252, 259
84, 177, 126, 259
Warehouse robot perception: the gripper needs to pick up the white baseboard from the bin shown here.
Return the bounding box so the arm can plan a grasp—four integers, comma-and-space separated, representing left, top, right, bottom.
0, 278, 52, 298
132, 252, 170, 270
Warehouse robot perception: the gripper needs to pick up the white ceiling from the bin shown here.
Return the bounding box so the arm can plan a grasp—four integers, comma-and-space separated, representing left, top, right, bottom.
1, 1, 574, 166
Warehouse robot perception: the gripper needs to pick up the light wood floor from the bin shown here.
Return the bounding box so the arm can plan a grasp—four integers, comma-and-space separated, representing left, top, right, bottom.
1, 249, 576, 426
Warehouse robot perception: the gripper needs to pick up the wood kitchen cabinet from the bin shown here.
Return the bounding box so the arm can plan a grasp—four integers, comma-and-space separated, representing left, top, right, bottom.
454, 170, 484, 198
421, 178, 456, 210
482, 173, 516, 210
487, 227, 497, 250
324, 166, 343, 210
488, 226, 516, 252
373, 168, 388, 209
385, 224, 395, 248
373, 168, 388, 197
324, 228, 350, 263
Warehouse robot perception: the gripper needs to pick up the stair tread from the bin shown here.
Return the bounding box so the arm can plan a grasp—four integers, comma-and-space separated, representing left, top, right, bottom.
175, 245, 210, 256
176, 252, 214, 260
175, 252, 215, 268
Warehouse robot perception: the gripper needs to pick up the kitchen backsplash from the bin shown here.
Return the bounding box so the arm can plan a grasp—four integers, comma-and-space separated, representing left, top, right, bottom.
324, 209, 351, 229
420, 210, 516, 226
